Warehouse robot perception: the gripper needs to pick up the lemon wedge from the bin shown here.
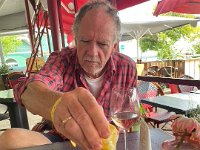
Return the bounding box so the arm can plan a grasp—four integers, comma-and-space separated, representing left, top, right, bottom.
102, 124, 119, 150
70, 124, 119, 150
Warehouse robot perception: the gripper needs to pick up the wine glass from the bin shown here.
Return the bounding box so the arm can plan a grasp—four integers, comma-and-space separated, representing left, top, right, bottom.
110, 87, 141, 150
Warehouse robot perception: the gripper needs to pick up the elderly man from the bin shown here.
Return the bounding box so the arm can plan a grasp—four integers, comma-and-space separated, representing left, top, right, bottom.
0, 0, 137, 149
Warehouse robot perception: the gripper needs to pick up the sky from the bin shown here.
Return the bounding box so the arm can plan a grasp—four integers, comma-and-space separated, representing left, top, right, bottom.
119, 0, 159, 20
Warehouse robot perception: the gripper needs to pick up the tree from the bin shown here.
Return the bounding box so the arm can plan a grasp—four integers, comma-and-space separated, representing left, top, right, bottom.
0, 35, 22, 56
140, 13, 200, 59
192, 42, 200, 54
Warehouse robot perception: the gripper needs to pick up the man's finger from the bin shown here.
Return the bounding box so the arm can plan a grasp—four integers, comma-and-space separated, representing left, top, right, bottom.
64, 91, 103, 149
76, 88, 110, 138
53, 108, 91, 150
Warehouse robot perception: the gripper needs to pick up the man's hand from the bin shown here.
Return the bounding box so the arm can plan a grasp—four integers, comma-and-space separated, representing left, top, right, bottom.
53, 87, 110, 150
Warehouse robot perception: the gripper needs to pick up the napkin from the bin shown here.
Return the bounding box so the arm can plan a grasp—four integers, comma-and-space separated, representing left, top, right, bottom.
139, 119, 152, 150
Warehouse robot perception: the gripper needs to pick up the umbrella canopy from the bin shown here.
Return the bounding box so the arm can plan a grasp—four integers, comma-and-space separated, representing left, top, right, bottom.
121, 16, 200, 41
120, 16, 200, 61
0, 0, 31, 36
0, 0, 149, 38
154, 0, 200, 16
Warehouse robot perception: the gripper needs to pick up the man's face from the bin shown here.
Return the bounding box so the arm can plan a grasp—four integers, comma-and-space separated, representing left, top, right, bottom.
76, 8, 118, 78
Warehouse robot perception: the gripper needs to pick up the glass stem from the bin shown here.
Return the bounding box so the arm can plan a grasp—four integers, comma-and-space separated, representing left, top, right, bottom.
123, 129, 128, 150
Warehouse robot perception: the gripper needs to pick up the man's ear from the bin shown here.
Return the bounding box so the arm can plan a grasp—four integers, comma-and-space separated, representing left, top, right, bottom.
74, 38, 77, 46
69, 40, 76, 48
112, 42, 119, 53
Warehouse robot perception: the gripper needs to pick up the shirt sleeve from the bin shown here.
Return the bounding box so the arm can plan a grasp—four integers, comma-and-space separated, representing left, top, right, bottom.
14, 50, 66, 105
129, 61, 138, 89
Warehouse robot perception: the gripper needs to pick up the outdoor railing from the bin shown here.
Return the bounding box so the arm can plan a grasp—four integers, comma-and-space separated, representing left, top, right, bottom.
138, 76, 200, 89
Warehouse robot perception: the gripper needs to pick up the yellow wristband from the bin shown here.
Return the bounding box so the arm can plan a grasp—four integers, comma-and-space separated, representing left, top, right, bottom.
50, 97, 62, 125
70, 140, 76, 147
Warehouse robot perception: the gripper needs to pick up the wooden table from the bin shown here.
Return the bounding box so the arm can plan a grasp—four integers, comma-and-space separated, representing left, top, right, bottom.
18, 128, 173, 150
141, 92, 200, 115
0, 89, 29, 129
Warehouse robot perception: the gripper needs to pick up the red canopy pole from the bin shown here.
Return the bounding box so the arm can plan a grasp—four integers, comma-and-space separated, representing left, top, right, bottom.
24, 0, 34, 52
47, 0, 60, 51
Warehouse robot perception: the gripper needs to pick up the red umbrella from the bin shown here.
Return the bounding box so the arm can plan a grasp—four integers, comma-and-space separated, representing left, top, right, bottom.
154, 0, 200, 16
60, 0, 149, 43
109, 0, 148, 10
60, 0, 88, 43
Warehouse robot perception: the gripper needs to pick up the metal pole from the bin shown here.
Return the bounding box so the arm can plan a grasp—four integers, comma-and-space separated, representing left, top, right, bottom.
0, 41, 5, 65
47, 0, 60, 51
58, 0, 65, 48
136, 38, 142, 64
24, 0, 34, 52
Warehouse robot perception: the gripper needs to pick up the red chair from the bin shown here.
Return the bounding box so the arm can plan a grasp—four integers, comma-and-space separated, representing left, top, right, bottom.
168, 84, 179, 94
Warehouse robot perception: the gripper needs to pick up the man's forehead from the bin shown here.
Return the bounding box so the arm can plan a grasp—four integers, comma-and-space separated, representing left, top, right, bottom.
76, 7, 116, 42
80, 9, 115, 28
82, 7, 112, 21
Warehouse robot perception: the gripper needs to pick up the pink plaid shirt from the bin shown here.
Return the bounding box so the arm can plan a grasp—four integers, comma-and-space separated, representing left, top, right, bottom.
14, 47, 137, 118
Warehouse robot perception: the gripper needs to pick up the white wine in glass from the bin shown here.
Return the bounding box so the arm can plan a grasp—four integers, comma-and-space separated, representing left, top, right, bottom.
111, 111, 140, 130
110, 87, 140, 150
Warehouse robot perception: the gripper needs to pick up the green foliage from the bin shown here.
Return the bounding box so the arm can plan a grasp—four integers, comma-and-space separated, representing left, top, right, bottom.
140, 13, 200, 59
0, 64, 10, 75
192, 42, 200, 54
188, 105, 200, 123
0, 36, 22, 56
139, 35, 158, 52
162, 12, 195, 19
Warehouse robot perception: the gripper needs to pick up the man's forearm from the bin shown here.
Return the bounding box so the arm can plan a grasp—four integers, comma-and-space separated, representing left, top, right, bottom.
21, 81, 62, 120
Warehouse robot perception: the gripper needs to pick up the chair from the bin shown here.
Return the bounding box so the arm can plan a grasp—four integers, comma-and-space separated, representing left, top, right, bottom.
168, 84, 179, 94
5, 72, 26, 89
158, 66, 178, 77
0, 72, 26, 130
177, 75, 197, 93
31, 118, 53, 132
146, 66, 159, 76
138, 81, 164, 112
138, 81, 179, 129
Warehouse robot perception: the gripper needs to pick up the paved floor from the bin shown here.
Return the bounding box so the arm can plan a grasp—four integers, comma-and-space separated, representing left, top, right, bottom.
0, 107, 42, 134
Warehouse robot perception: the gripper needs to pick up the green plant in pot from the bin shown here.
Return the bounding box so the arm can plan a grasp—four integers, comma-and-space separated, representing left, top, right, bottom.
0, 64, 10, 90
188, 105, 200, 123
0, 64, 10, 75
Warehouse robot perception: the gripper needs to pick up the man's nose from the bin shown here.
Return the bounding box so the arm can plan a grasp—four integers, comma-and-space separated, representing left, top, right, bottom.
87, 42, 99, 56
